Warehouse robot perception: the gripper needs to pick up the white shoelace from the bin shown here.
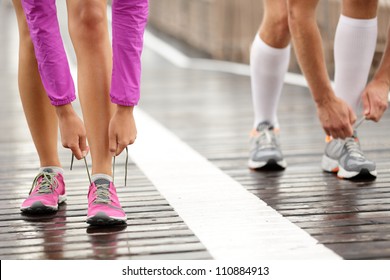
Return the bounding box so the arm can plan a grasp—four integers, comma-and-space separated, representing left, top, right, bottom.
94, 183, 111, 204
30, 171, 58, 194
256, 129, 276, 149
70, 146, 129, 186
344, 137, 364, 159
343, 116, 366, 158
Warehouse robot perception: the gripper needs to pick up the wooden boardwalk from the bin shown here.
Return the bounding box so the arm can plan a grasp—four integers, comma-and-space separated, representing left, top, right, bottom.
1, 2, 390, 260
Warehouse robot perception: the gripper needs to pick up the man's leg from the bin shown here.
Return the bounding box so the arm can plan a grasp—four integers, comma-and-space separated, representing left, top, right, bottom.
334, 0, 378, 115
251, 0, 290, 129
322, 0, 378, 179
248, 0, 290, 170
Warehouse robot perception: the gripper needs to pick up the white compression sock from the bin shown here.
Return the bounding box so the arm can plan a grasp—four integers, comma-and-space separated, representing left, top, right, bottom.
250, 35, 290, 129
334, 15, 377, 115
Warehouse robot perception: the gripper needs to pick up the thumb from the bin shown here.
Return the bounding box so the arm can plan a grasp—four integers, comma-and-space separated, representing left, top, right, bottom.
348, 106, 357, 125
362, 91, 370, 116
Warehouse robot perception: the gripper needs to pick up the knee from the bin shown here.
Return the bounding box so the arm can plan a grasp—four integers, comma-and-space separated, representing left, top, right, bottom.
272, 13, 290, 40
287, 0, 316, 29
69, 1, 106, 41
261, 11, 290, 47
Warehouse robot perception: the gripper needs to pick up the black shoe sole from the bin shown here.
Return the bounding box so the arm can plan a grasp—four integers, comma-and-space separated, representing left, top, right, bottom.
20, 201, 58, 215
347, 168, 377, 182
86, 212, 127, 226
251, 159, 286, 171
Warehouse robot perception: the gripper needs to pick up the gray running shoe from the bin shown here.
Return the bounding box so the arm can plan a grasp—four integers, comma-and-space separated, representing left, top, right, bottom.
321, 132, 376, 179
248, 121, 287, 170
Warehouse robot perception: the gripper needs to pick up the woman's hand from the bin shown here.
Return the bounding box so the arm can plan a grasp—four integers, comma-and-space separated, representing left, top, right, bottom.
109, 105, 137, 156
56, 104, 89, 160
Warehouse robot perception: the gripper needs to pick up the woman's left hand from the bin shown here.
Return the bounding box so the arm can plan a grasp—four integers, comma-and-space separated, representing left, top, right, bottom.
108, 105, 137, 156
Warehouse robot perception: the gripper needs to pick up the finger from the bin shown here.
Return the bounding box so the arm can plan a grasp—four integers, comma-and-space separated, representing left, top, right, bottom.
323, 127, 331, 138
109, 132, 118, 157
344, 122, 354, 138
369, 97, 385, 122
348, 107, 357, 126
342, 127, 352, 139
69, 143, 83, 160
362, 91, 371, 117
331, 129, 341, 140
116, 141, 128, 156
79, 135, 89, 158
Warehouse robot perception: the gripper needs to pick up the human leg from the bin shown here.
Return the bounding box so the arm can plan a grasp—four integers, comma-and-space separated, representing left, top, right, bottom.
20, 0, 87, 160
249, 0, 290, 170
322, 0, 378, 179
334, 0, 378, 114
67, 0, 114, 177
110, 0, 148, 106
20, 0, 76, 105
251, 0, 290, 128
67, 0, 126, 224
12, 0, 66, 212
107, 0, 148, 158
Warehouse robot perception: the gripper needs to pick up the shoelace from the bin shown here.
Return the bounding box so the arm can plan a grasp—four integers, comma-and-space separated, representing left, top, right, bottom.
29, 171, 58, 195
344, 137, 364, 158
343, 116, 367, 159
94, 183, 111, 204
256, 129, 277, 149
70, 146, 129, 186
353, 116, 366, 130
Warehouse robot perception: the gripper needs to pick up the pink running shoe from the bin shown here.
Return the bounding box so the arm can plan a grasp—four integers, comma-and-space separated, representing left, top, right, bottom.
87, 178, 127, 225
20, 168, 66, 213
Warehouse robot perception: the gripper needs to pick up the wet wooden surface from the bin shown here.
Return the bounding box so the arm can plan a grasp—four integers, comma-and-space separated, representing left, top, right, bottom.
1, 2, 390, 260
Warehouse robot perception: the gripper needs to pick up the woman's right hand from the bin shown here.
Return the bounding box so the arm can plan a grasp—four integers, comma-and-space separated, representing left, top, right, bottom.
56, 104, 89, 160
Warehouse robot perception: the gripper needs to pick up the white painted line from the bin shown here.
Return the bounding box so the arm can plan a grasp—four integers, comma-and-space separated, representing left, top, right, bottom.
129, 109, 341, 260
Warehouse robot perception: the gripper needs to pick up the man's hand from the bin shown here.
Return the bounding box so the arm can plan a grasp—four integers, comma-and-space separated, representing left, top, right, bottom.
56, 104, 88, 160
109, 106, 137, 157
316, 96, 356, 139
362, 80, 389, 122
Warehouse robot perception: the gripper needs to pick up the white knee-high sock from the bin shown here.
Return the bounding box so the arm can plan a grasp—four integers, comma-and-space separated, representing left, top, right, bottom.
334, 15, 377, 115
250, 35, 290, 129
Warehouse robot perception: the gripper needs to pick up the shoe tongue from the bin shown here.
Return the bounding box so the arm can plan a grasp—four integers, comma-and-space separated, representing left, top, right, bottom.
256, 121, 273, 132
42, 168, 53, 173
94, 178, 110, 186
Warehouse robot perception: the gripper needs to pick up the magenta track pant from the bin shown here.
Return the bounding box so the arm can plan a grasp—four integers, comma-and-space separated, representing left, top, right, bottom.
21, 0, 148, 106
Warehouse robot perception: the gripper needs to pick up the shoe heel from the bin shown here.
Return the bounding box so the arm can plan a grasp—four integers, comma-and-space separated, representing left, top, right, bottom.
58, 195, 67, 204
321, 155, 339, 173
